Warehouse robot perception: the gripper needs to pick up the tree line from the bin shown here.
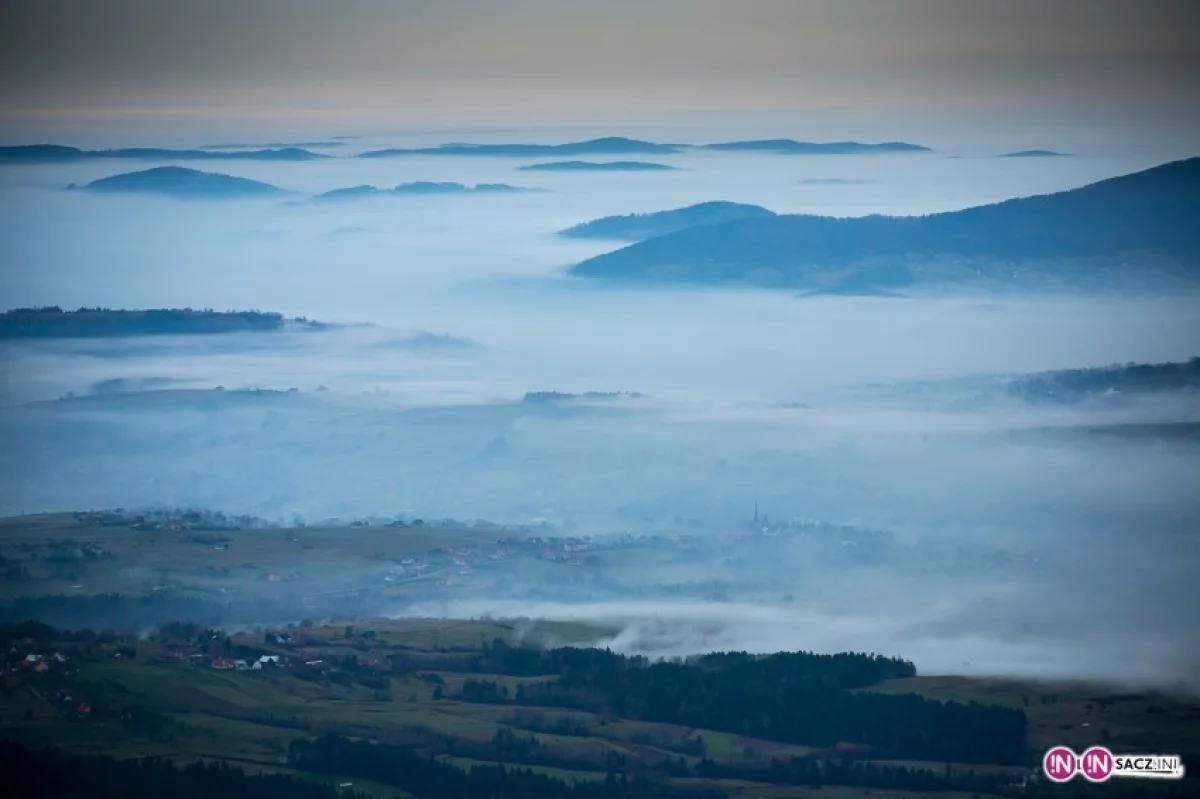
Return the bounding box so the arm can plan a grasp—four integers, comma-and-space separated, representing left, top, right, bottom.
1005, 357, 1200, 403
448, 642, 1025, 765
0, 307, 328, 339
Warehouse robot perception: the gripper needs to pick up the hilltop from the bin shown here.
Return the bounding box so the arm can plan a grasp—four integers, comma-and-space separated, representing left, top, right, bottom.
700, 139, 931, 155
358, 136, 682, 158
72, 166, 285, 198
999, 150, 1070, 158
560, 201, 776, 241
0, 144, 324, 162
569, 157, 1200, 292
517, 160, 678, 172
0, 307, 328, 339
313, 181, 541, 200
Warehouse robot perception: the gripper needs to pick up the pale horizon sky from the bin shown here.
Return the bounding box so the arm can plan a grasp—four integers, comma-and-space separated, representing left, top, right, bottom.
1, 0, 1198, 140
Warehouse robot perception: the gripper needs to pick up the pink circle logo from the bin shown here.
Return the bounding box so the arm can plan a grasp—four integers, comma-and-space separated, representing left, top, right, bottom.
1080, 745, 1114, 783
1043, 746, 1078, 783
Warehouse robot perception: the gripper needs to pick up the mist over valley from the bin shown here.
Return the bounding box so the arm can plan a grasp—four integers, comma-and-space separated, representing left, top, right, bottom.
3, 125, 1199, 797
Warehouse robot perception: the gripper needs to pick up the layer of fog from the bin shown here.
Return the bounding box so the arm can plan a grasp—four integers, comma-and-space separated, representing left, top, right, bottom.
2, 295, 1199, 407
2, 144, 1192, 321
2, 132, 1200, 690
405, 599, 1198, 691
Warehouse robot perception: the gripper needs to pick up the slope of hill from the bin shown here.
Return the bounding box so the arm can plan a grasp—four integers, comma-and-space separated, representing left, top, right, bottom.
1003, 357, 1200, 403
568, 157, 1200, 291
72, 166, 285, 198
357, 136, 682, 158
560, 201, 777, 241
312, 184, 380, 201
0, 144, 325, 162
518, 160, 677, 172
5, 612, 1195, 799
700, 139, 931, 155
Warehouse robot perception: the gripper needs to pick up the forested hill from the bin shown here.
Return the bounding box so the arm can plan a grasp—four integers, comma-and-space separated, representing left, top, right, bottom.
73, 166, 285, 198
568, 157, 1200, 290
0, 307, 329, 338
421, 641, 1026, 766
1004, 357, 1200, 403
560, 201, 776, 241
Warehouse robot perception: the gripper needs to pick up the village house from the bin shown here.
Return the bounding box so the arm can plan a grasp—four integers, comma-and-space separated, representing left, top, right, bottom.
210, 656, 235, 670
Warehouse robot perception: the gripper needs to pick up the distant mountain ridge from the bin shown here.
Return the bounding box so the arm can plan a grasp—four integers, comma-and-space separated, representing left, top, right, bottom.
200, 141, 347, 150
0, 144, 325, 162
560, 201, 776, 241
999, 150, 1069, 158
355, 136, 931, 158
700, 140, 930, 155
72, 166, 285, 198
358, 136, 683, 158
517, 161, 678, 172
0, 307, 329, 339
70, 169, 543, 201
2, 137, 932, 162
314, 182, 542, 200
568, 157, 1200, 292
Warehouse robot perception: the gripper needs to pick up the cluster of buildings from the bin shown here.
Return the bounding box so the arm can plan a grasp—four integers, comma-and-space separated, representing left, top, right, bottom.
38, 686, 91, 720
42, 541, 110, 563
72, 507, 268, 532
2, 644, 92, 721
2, 649, 71, 688
209, 654, 288, 672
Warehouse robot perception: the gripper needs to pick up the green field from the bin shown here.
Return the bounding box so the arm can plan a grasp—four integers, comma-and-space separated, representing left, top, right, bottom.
3, 513, 1197, 797
3, 615, 1197, 798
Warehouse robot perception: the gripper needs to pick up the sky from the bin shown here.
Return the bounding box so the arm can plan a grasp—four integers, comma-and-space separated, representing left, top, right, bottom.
1, 0, 1198, 139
